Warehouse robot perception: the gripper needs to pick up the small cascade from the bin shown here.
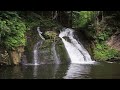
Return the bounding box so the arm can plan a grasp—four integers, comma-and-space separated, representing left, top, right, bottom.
33, 27, 45, 65
59, 28, 95, 64
37, 27, 45, 40
51, 42, 60, 64
33, 41, 42, 65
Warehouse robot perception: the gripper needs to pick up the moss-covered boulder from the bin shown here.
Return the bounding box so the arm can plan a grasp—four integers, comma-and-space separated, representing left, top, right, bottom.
38, 38, 70, 64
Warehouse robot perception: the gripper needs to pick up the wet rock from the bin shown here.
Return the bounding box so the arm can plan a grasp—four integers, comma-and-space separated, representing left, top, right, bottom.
10, 46, 24, 65
106, 58, 120, 62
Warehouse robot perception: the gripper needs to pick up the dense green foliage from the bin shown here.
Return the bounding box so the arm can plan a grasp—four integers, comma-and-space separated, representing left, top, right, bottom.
93, 42, 119, 60
93, 16, 120, 60
18, 11, 60, 29
0, 11, 26, 50
89, 24, 119, 60
73, 11, 120, 60
0, 11, 59, 50
72, 11, 95, 28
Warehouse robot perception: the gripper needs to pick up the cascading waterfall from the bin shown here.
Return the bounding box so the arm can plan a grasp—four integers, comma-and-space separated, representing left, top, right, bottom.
37, 27, 45, 40
33, 27, 45, 65
51, 42, 60, 64
33, 41, 42, 65
59, 28, 95, 64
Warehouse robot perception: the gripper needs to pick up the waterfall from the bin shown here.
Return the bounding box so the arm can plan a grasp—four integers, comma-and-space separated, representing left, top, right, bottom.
59, 28, 95, 64
33, 27, 45, 65
37, 27, 45, 40
51, 42, 60, 64
33, 41, 42, 65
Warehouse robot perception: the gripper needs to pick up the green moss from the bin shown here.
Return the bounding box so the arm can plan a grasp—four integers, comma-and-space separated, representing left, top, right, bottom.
44, 31, 57, 41
40, 39, 53, 49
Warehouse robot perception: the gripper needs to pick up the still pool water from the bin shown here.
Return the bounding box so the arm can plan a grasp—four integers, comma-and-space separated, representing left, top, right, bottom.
0, 61, 120, 79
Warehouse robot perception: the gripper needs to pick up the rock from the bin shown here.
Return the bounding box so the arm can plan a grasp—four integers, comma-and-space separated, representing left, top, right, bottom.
106, 32, 120, 51
10, 46, 24, 65
106, 58, 120, 62
0, 50, 10, 65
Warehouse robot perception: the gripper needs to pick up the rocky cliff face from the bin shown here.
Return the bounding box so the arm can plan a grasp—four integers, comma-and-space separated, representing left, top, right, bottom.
0, 46, 24, 65
38, 39, 70, 64
107, 32, 120, 51
0, 50, 10, 65
10, 46, 24, 65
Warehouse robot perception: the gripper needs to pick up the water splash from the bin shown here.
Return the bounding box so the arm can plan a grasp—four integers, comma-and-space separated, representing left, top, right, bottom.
59, 28, 95, 64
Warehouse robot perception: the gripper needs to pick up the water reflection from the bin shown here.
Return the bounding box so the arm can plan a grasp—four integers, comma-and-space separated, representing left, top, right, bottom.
1, 62, 120, 79
33, 65, 38, 79
11, 66, 23, 79
20, 64, 60, 79
0, 66, 24, 79
33, 41, 43, 65
63, 64, 92, 79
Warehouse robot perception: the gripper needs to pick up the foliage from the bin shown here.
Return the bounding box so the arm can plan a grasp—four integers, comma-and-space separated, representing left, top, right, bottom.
40, 39, 52, 49
94, 28, 112, 42
0, 12, 26, 50
0, 11, 19, 19
1, 11, 120, 62
93, 42, 119, 61
72, 11, 95, 28
18, 11, 59, 30
44, 31, 57, 40
84, 11, 120, 61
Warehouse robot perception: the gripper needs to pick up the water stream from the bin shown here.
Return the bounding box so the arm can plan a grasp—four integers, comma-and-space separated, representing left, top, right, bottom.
59, 28, 95, 64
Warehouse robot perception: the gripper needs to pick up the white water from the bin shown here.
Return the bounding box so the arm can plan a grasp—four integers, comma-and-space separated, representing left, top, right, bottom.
33, 27, 45, 65
37, 27, 45, 40
59, 28, 95, 64
51, 42, 60, 64
33, 41, 42, 65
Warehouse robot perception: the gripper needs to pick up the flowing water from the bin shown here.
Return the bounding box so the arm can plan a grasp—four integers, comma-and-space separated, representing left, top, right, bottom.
33, 41, 43, 65
51, 42, 60, 64
59, 28, 95, 64
37, 27, 45, 40
1, 28, 120, 79
32, 27, 45, 65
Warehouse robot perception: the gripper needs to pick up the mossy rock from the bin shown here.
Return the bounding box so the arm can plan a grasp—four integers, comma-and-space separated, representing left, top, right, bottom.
44, 31, 58, 40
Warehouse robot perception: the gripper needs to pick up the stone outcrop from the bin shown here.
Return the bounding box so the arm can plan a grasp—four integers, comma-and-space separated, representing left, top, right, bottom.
0, 50, 10, 65
10, 46, 24, 65
106, 32, 120, 51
